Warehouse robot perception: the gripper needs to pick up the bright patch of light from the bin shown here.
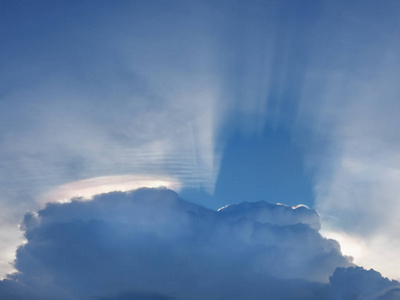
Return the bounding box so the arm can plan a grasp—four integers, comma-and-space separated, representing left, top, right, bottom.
321, 229, 365, 263
292, 204, 310, 209
276, 203, 310, 210
321, 228, 400, 281
39, 175, 181, 205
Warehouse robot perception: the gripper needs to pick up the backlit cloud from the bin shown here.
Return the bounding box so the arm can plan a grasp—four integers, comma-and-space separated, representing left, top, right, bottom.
1, 188, 398, 299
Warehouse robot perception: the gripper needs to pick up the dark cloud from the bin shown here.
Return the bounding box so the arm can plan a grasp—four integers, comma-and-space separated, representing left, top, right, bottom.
0, 188, 398, 299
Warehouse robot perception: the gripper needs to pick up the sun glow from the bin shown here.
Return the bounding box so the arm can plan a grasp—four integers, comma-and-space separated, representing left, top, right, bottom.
39, 175, 182, 204
320, 229, 365, 264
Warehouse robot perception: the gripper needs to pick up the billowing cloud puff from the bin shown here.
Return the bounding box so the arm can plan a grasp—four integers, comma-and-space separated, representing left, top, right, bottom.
0, 188, 398, 299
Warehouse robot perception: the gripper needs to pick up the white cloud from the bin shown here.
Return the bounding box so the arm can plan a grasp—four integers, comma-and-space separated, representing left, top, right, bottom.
0, 188, 360, 299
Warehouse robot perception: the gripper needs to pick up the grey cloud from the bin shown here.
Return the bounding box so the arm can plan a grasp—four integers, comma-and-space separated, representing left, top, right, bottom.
0, 188, 397, 299
329, 267, 400, 300
375, 288, 400, 300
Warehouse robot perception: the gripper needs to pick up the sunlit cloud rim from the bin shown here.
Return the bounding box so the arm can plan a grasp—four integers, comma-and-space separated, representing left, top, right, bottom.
39, 175, 182, 205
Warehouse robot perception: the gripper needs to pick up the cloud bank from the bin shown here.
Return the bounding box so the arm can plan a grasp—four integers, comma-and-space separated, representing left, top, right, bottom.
1, 188, 398, 299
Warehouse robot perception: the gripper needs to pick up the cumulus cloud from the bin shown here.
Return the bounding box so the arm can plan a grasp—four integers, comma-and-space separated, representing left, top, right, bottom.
0, 188, 397, 299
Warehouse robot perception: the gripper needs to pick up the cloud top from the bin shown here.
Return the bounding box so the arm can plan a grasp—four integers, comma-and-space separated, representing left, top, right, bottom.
219, 201, 320, 231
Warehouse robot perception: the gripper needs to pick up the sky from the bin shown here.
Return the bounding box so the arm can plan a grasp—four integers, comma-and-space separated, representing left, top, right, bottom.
0, 0, 399, 299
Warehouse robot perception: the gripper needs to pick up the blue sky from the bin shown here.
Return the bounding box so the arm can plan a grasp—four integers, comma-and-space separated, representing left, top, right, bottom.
0, 0, 400, 298
181, 126, 314, 210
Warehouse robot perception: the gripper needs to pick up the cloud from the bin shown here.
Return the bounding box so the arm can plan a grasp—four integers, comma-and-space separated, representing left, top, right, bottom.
218, 201, 321, 231
294, 0, 400, 279
0, 1, 229, 276
0, 188, 397, 299
1, 0, 399, 282
329, 267, 400, 300
40, 175, 181, 205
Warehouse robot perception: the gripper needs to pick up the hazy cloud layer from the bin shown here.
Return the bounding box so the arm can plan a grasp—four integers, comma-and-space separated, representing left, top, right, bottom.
294, 0, 400, 278
1, 188, 398, 299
